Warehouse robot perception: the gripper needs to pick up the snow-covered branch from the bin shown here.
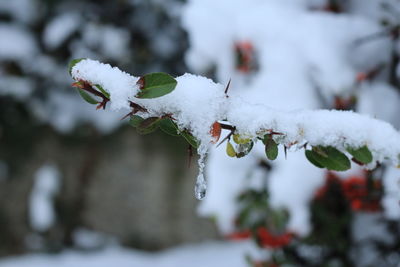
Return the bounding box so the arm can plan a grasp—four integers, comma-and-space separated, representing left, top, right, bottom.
70, 59, 400, 197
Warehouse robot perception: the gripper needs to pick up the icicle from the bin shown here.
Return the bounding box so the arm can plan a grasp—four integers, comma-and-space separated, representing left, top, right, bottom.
195, 144, 208, 200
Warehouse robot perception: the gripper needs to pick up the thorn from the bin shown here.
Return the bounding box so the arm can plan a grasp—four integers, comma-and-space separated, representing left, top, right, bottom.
216, 131, 233, 148
71, 82, 83, 89
224, 78, 232, 96
270, 131, 284, 135
120, 111, 133, 121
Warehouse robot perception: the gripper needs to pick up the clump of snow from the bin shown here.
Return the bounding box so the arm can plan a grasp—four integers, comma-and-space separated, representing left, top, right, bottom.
0, 24, 37, 61
0, 77, 34, 100
29, 164, 61, 232
71, 59, 139, 111
43, 13, 81, 50
136, 73, 227, 145
0, 0, 38, 23
382, 166, 400, 219
81, 24, 131, 61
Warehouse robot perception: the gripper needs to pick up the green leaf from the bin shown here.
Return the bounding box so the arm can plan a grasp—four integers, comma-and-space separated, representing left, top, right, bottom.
346, 145, 373, 164
135, 72, 177, 99
265, 138, 278, 160
226, 142, 236, 157
136, 117, 161, 135
159, 118, 179, 136
309, 146, 351, 171
139, 117, 161, 129
181, 131, 199, 148
233, 134, 251, 144
129, 115, 144, 128
305, 150, 324, 168
94, 84, 110, 99
76, 88, 98, 105
68, 58, 86, 76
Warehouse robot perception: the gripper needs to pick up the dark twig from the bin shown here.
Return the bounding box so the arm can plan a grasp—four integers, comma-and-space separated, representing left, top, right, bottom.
219, 122, 236, 131
120, 101, 148, 120
224, 78, 232, 96
216, 130, 234, 148
72, 80, 110, 110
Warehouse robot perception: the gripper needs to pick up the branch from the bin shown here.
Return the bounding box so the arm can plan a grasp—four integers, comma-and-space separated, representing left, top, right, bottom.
69, 59, 400, 172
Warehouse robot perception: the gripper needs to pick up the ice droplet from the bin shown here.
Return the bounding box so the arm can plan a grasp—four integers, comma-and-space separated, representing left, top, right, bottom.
195, 173, 206, 200
195, 144, 208, 200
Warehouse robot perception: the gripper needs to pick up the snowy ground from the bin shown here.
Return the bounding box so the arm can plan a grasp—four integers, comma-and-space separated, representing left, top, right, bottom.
0, 241, 261, 267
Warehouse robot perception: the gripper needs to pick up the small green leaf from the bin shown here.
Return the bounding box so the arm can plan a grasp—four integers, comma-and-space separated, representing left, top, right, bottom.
346, 145, 373, 164
130, 116, 160, 135
129, 115, 144, 128
68, 58, 86, 75
181, 131, 199, 148
233, 134, 251, 144
309, 146, 351, 171
226, 142, 236, 157
95, 84, 110, 98
264, 137, 278, 160
159, 118, 179, 136
76, 88, 98, 104
139, 117, 161, 129
135, 72, 177, 99
305, 150, 324, 168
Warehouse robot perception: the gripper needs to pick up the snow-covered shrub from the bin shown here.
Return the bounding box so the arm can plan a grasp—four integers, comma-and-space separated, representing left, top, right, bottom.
68, 0, 400, 265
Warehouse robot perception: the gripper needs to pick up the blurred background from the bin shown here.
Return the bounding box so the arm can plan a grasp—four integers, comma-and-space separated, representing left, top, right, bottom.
0, 0, 400, 266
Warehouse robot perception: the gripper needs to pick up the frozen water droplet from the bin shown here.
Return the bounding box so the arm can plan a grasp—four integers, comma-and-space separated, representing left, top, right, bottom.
195, 173, 207, 200
194, 144, 208, 200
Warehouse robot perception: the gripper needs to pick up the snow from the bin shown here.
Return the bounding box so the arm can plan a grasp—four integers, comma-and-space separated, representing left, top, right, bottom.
0, 24, 37, 61
0, 0, 38, 23
72, 57, 400, 235
29, 164, 61, 232
43, 13, 81, 50
382, 166, 400, 219
81, 24, 131, 61
72, 59, 139, 111
72, 59, 400, 166
180, 0, 400, 236
0, 77, 33, 100
69, 0, 400, 237
45, 91, 125, 133
0, 241, 260, 267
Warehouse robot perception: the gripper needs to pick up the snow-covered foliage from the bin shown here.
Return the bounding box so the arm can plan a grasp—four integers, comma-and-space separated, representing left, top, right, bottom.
0, 0, 186, 133
180, 0, 400, 239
